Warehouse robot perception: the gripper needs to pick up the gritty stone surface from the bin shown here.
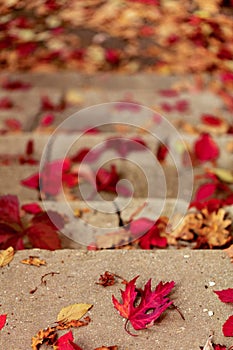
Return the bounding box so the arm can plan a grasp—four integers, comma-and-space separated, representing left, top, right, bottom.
0, 250, 232, 350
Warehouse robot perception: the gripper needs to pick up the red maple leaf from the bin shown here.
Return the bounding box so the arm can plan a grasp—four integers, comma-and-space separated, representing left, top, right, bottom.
112, 276, 175, 333
214, 288, 233, 337
0, 314, 7, 330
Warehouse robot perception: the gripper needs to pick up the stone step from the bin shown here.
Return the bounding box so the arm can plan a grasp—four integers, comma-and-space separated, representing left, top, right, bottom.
1, 131, 232, 169
0, 249, 232, 350
0, 162, 199, 201
0, 73, 230, 133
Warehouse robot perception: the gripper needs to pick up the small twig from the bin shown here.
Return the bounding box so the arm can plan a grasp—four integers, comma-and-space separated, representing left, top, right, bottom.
30, 271, 60, 294
128, 202, 147, 222
171, 303, 185, 320
113, 202, 124, 227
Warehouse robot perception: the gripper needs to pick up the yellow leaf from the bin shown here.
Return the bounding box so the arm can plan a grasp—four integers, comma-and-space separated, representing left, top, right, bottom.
0, 247, 14, 267
211, 168, 233, 183
21, 256, 46, 267
57, 303, 93, 323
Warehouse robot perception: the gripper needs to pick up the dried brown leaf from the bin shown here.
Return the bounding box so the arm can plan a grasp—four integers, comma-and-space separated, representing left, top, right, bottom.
21, 256, 46, 267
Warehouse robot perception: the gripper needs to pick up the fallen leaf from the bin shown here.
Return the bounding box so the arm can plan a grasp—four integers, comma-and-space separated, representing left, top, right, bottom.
194, 133, 219, 163
57, 303, 93, 323
96, 271, 116, 287
0, 247, 14, 267
222, 315, 233, 337
54, 330, 82, 350
21, 203, 42, 214
214, 289, 233, 303
214, 288, 233, 337
21, 256, 47, 267
0, 194, 21, 224
194, 182, 217, 202
32, 327, 57, 350
112, 276, 175, 332
0, 314, 7, 330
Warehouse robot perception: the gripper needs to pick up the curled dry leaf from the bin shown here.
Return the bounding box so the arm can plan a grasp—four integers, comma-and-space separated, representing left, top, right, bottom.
96, 271, 116, 287
31, 327, 57, 350
57, 303, 93, 323
32, 318, 91, 349
0, 246, 14, 267
170, 208, 232, 247
197, 209, 232, 247
21, 256, 46, 267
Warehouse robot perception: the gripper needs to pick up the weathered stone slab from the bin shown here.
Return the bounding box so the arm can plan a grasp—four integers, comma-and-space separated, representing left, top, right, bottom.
0, 250, 232, 349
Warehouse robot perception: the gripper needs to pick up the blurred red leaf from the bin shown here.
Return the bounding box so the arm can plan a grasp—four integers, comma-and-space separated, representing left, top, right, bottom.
0, 194, 21, 225
156, 143, 168, 162
194, 133, 219, 162
130, 218, 167, 249
130, 218, 154, 236
21, 173, 39, 190
4, 118, 21, 131
194, 182, 217, 202
26, 140, 34, 156
96, 165, 131, 196
21, 203, 42, 214
16, 42, 37, 57
105, 137, 147, 157
158, 89, 178, 97
175, 99, 189, 112
21, 159, 77, 196
26, 222, 61, 250
41, 96, 65, 111
201, 114, 223, 126
2, 79, 31, 90
105, 49, 120, 65
0, 97, 13, 109
0, 314, 7, 330
0, 195, 62, 250
112, 276, 174, 332
190, 198, 223, 212
40, 114, 55, 127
